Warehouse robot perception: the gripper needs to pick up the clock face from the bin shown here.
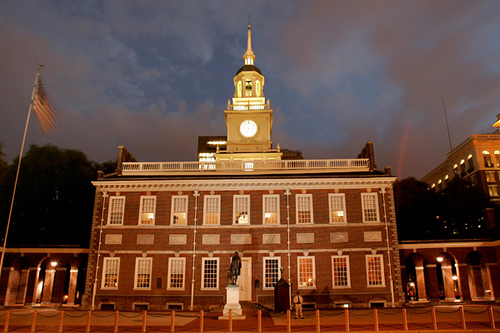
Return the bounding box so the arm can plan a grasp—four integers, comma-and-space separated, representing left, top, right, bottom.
240, 120, 258, 137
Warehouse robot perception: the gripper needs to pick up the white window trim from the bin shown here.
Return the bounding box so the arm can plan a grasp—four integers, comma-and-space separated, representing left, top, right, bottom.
297, 256, 316, 289
171, 195, 189, 226
101, 257, 120, 290
263, 256, 281, 290
296, 194, 314, 224
138, 195, 156, 226
167, 257, 186, 290
107, 196, 125, 226
134, 257, 153, 290
262, 194, 280, 225
201, 257, 219, 290
361, 193, 380, 223
203, 195, 221, 225
366, 254, 386, 287
233, 194, 250, 225
331, 255, 351, 288
328, 193, 347, 223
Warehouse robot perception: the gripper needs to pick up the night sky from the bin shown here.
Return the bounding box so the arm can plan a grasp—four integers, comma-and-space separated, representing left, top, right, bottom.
2, 1, 500, 179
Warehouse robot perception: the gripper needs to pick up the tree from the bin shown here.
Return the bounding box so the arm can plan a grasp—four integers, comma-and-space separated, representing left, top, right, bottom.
0, 144, 97, 247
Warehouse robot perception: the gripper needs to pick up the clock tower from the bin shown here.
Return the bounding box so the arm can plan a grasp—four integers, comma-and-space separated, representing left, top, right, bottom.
216, 22, 282, 161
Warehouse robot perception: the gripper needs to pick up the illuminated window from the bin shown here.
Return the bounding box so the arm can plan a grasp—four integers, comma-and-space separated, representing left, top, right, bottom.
366, 255, 385, 287
201, 258, 219, 290
329, 193, 346, 223
468, 154, 475, 172
488, 185, 499, 196
495, 151, 500, 167
460, 159, 466, 175
139, 196, 156, 225
263, 195, 279, 224
483, 151, 494, 168
486, 171, 496, 183
245, 80, 252, 96
237, 81, 242, 98
108, 196, 125, 225
296, 194, 313, 224
453, 164, 459, 175
263, 257, 281, 289
203, 195, 220, 225
167, 257, 186, 290
171, 195, 188, 225
134, 258, 152, 290
233, 195, 250, 224
332, 255, 350, 288
256, 80, 261, 97
298, 256, 315, 289
361, 193, 380, 223
102, 257, 120, 289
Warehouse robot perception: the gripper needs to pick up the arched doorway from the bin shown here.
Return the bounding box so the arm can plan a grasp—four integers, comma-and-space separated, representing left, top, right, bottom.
405, 253, 428, 301
436, 252, 461, 300
4, 256, 29, 305
467, 251, 493, 300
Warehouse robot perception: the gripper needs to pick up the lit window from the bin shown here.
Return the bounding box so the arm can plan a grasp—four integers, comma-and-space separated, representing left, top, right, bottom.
263, 257, 281, 289
201, 258, 219, 290
298, 256, 315, 289
495, 151, 500, 167
168, 257, 186, 290
263, 195, 279, 224
171, 195, 188, 225
453, 164, 459, 175
134, 257, 152, 290
361, 193, 380, 223
296, 194, 313, 224
332, 255, 351, 288
203, 195, 220, 225
139, 196, 156, 225
256, 80, 261, 97
366, 255, 385, 287
233, 195, 250, 224
102, 257, 120, 289
245, 80, 252, 96
488, 185, 499, 197
108, 196, 125, 225
237, 81, 242, 98
329, 193, 346, 223
483, 151, 494, 168
468, 154, 474, 171
460, 159, 466, 175
486, 171, 496, 183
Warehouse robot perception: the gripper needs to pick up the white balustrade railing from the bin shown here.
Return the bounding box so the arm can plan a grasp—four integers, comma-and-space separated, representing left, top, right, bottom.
121, 159, 370, 175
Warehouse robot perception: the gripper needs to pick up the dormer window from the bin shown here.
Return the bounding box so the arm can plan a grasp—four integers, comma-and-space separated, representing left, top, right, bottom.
245, 80, 252, 96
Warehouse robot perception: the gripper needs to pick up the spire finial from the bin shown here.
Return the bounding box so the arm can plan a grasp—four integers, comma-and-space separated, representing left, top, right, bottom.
248, 14, 251, 29
243, 16, 255, 65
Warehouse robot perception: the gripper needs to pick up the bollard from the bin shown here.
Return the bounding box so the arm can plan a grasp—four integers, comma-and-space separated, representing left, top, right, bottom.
142, 310, 147, 333
114, 310, 119, 333
58, 310, 64, 333
431, 307, 437, 330
86, 310, 91, 333
229, 309, 233, 333
199, 310, 204, 333
287, 309, 291, 333
459, 306, 466, 330
31, 310, 37, 333
171, 310, 175, 333
258, 310, 262, 333
402, 307, 408, 331
374, 308, 379, 331
3, 310, 10, 333
316, 309, 320, 333
489, 306, 496, 329
344, 308, 350, 332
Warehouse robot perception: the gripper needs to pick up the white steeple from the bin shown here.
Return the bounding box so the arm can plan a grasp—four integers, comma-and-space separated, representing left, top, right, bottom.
243, 17, 256, 65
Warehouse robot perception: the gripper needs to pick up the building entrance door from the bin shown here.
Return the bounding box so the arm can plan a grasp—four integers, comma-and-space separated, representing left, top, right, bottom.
239, 257, 252, 301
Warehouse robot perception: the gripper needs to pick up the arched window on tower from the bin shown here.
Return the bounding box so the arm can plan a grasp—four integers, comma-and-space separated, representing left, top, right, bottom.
245, 79, 252, 96
256, 80, 261, 97
237, 81, 242, 98
483, 151, 493, 168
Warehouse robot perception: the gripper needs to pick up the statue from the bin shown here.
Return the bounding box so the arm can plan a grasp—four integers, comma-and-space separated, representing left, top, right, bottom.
229, 251, 241, 285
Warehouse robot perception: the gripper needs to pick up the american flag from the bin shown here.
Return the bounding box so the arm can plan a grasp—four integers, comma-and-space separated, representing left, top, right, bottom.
33, 77, 55, 134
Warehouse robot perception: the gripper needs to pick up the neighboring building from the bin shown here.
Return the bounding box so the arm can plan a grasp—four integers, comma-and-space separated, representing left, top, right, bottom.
82, 25, 403, 311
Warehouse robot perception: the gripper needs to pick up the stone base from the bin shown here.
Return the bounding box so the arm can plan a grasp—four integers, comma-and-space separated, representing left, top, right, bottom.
219, 284, 243, 318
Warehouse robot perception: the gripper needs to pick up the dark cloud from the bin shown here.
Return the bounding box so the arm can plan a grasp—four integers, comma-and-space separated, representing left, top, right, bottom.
1, 1, 500, 178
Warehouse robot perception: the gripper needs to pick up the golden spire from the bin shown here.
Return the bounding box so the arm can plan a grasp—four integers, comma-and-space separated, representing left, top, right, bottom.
243, 15, 256, 65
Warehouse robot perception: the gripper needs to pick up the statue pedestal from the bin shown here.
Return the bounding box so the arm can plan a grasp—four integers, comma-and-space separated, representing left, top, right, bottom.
219, 284, 245, 319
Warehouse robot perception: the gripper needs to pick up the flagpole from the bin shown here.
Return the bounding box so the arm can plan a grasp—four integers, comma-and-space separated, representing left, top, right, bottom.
0, 64, 42, 282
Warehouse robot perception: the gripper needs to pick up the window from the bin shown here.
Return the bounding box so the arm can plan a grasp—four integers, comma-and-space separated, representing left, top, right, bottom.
134, 258, 152, 289
486, 171, 496, 183
108, 196, 125, 225
139, 196, 156, 225
203, 195, 220, 225
102, 257, 120, 289
495, 151, 500, 167
460, 159, 466, 176
366, 255, 385, 287
256, 80, 261, 97
332, 255, 350, 288
488, 185, 499, 197
453, 164, 459, 176
263, 195, 280, 224
237, 81, 242, 98
296, 194, 313, 224
361, 193, 380, 223
329, 193, 346, 223
483, 151, 494, 168
263, 257, 281, 289
297, 256, 315, 289
167, 257, 186, 290
201, 258, 219, 290
171, 195, 188, 225
233, 195, 250, 224
467, 154, 475, 172
245, 79, 252, 96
